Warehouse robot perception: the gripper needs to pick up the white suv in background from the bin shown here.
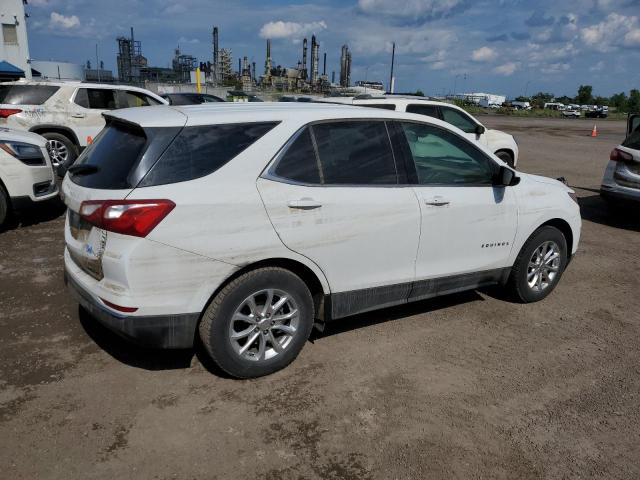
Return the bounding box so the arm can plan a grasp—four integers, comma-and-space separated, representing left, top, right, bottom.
62, 103, 580, 378
0, 80, 167, 168
0, 127, 58, 227
325, 95, 519, 167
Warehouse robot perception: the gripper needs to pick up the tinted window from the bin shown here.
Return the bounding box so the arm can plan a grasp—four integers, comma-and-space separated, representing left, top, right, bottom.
85, 88, 117, 109
364, 104, 396, 111
400, 122, 495, 185
118, 90, 161, 108
623, 117, 640, 150
406, 104, 439, 118
313, 121, 397, 185
70, 123, 147, 189
273, 128, 321, 184
140, 122, 277, 186
0, 85, 59, 105
201, 94, 224, 103
73, 88, 89, 108
440, 106, 478, 134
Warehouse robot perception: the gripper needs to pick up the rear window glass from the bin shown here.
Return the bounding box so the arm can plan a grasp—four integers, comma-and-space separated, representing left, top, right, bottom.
70, 123, 147, 189
364, 104, 396, 111
139, 122, 278, 186
406, 104, 439, 118
623, 117, 640, 150
0, 85, 59, 105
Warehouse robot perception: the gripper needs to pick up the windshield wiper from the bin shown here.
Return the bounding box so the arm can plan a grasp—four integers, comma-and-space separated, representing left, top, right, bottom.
68, 164, 100, 176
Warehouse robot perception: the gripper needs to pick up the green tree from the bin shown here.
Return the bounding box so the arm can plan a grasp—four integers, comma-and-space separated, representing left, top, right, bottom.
610, 92, 628, 112
514, 96, 530, 102
414, 89, 425, 97
593, 96, 609, 106
556, 95, 574, 105
628, 89, 640, 113
576, 85, 593, 105
530, 91, 554, 108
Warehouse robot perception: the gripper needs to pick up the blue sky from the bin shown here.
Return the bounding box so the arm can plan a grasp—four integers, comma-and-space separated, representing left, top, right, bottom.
25, 0, 640, 98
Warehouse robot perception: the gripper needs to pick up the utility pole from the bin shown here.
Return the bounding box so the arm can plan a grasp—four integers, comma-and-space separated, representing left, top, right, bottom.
389, 42, 395, 94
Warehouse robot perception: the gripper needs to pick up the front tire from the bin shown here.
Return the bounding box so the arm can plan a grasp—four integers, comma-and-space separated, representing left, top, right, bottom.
199, 267, 315, 378
42, 132, 78, 169
506, 226, 568, 303
0, 184, 9, 228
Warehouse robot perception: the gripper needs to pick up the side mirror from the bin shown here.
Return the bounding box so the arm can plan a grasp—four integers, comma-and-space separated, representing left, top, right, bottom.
475, 124, 485, 135
494, 165, 520, 187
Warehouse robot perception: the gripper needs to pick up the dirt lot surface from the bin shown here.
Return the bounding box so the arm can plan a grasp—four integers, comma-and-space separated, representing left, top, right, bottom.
1, 116, 639, 479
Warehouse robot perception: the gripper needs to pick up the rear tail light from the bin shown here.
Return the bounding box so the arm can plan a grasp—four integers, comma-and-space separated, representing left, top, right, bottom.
79, 199, 175, 237
0, 108, 22, 118
610, 148, 633, 163
100, 298, 138, 313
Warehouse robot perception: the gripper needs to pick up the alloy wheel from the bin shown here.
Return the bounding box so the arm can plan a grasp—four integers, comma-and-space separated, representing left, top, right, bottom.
46, 139, 68, 167
527, 240, 561, 292
228, 289, 299, 362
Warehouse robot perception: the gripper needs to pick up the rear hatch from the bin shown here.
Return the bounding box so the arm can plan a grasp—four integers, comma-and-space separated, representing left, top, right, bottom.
0, 83, 60, 124
62, 113, 185, 279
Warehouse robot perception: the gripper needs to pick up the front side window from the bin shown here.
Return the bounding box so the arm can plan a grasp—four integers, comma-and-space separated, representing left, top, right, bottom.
440, 106, 478, 134
399, 122, 495, 185
313, 121, 397, 185
624, 116, 640, 150
140, 122, 278, 186
406, 104, 439, 118
118, 90, 161, 108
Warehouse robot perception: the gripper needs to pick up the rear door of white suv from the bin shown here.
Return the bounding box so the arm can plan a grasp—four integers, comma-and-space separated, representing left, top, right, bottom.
258, 119, 421, 318
390, 121, 517, 293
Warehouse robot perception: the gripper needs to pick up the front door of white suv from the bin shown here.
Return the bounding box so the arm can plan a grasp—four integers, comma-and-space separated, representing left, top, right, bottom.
258, 120, 421, 318
393, 121, 517, 288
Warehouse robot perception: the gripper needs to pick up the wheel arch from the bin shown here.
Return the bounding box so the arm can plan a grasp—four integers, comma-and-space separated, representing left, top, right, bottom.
494, 148, 515, 162
29, 125, 80, 146
201, 257, 331, 327
539, 218, 574, 258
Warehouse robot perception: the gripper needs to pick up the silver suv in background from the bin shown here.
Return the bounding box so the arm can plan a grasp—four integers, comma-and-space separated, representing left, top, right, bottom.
601, 114, 640, 204
0, 80, 167, 168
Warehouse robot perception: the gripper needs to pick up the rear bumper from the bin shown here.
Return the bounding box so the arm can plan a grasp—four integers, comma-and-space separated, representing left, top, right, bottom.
11, 189, 60, 211
600, 187, 640, 204
64, 267, 199, 349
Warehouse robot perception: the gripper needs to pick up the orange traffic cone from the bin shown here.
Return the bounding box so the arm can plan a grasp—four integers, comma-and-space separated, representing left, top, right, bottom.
591, 124, 598, 137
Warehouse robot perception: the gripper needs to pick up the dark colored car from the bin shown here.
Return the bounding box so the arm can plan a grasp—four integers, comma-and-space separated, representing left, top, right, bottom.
586, 108, 608, 118
160, 93, 225, 105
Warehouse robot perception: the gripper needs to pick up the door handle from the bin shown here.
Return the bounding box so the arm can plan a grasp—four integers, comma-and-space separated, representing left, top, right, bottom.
424, 196, 450, 206
287, 198, 322, 210
71, 113, 86, 118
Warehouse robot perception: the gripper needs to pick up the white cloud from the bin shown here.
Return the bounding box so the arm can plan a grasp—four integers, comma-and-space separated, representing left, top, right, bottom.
178, 37, 200, 44
589, 60, 605, 72
471, 46, 497, 62
28, 0, 50, 6
580, 13, 640, 52
540, 62, 570, 74
49, 12, 80, 30
494, 62, 518, 76
358, 0, 466, 20
259, 20, 327, 40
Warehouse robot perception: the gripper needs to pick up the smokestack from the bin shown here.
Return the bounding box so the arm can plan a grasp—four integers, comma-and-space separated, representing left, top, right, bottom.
332, 70, 335, 84
311, 35, 319, 84
389, 42, 395, 94
213, 26, 219, 84
323, 52, 327, 76
252, 61, 256, 81
238, 58, 241, 76
302, 38, 308, 80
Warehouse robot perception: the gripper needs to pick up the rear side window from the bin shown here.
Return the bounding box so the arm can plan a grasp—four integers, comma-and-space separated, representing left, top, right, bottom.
364, 104, 396, 111
70, 123, 148, 189
440, 106, 478, 134
406, 104, 439, 118
273, 128, 321, 184
0, 85, 59, 105
313, 121, 397, 185
140, 122, 278, 186
117, 91, 161, 108
75, 88, 117, 109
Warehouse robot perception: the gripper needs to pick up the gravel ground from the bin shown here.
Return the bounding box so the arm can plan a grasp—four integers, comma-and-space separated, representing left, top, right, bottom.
1, 116, 639, 480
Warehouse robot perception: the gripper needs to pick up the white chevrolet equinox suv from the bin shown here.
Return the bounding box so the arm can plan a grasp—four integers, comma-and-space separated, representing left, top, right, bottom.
62, 103, 581, 378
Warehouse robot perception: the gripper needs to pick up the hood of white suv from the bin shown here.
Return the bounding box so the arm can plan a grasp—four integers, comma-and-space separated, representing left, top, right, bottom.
0, 127, 47, 147
485, 128, 515, 144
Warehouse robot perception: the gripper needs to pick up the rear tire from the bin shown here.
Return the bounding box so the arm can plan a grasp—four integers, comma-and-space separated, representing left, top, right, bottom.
496, 151, 514, 168
506, 226, 568, 303
42, 132, 78, 170
199, 267, 315, 378
0, 184, 9, 228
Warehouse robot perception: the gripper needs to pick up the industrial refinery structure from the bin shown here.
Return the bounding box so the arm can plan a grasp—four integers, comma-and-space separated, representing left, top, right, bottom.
115, 25, 356, 94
